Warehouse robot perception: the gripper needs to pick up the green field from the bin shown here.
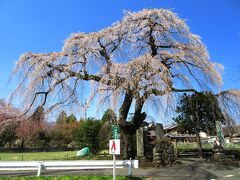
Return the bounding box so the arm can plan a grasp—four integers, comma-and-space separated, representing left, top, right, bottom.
176, 143, 240, 150
176, 143, 212, 150
0, 151, 77, 161
176, 142, 240, 159
0, 151, 113, 161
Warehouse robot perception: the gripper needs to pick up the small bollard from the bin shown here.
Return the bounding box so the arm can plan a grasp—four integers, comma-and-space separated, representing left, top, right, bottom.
37, 162, 44, 176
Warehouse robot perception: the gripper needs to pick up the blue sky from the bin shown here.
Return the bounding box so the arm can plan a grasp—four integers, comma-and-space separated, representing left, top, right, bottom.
0, 0, 240, 122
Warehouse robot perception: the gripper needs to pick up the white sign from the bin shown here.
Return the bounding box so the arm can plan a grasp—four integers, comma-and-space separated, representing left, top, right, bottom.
109, 139, 120, 155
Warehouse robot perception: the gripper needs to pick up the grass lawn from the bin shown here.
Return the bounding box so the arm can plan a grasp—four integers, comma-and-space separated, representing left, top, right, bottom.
0, 151, 77, 161
224, 143, 240, 150
176, 142, 240, 150
0, 175, 140, 180
0, 151, 113, 161
176, 143, 213, 150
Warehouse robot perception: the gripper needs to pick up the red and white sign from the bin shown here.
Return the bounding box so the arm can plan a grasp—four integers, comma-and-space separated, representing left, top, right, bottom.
109, 139, 120, 155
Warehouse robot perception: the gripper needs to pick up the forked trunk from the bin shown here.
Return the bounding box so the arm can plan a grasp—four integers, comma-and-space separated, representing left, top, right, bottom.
118, 90, 146, 159
121, 127, 136, 159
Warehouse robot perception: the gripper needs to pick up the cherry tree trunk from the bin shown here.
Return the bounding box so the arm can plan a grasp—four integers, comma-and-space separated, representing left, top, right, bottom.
121, 128, 137, 159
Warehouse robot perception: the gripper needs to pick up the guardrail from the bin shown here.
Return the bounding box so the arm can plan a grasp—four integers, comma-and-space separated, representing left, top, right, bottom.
0, 159, 139, 176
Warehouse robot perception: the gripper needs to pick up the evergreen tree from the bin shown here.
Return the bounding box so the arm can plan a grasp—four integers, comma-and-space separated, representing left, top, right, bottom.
66, 113, 77, 123
174, 92, 225, 135
56, 111, 68, 124
101, 109, 117, 125
73, 118, 101, 154
98, 109, 117, 150
174, 92, 225, 157
0, 123, 17, 148
31, 106, 45, 122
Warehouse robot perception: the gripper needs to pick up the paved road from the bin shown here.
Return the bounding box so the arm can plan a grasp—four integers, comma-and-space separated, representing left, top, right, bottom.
0, 159, 240, 179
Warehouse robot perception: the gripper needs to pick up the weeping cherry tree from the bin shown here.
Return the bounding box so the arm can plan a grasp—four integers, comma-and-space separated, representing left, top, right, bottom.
12, 9, 235, 158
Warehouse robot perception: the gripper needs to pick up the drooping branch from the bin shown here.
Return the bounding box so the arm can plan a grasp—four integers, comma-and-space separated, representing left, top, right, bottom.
12, 9, 224, 125
217, 89, 240, 120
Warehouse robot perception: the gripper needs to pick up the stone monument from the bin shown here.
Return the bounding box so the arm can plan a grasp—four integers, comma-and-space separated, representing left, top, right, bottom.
155, 123, 164, 140
136, 127, 145, 158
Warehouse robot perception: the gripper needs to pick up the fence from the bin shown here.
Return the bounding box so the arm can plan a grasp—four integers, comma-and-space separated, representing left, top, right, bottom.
0, 159, 139, 176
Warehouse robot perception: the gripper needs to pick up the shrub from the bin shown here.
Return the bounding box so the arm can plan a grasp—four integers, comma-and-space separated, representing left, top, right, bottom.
73, 118, 102, 154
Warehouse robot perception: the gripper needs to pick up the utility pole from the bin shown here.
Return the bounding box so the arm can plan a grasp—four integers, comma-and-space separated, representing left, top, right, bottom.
84, 99, 87, 120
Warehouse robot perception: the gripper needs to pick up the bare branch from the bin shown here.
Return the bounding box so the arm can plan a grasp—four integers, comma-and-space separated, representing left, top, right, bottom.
11, 9, 223, 128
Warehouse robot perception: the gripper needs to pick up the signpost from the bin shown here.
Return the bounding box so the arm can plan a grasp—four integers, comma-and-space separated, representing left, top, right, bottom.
109, 125, 120, 180
112, 125, 120, 139
109, 139, 120, 155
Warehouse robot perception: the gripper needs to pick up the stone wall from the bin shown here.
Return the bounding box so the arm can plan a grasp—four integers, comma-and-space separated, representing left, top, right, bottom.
136, 123, 165, 161
136, 123, 176, 167
153, 139, 175, 167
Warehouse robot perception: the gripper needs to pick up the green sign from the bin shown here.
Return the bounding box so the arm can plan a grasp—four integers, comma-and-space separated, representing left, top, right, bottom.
112, 125, 120, 139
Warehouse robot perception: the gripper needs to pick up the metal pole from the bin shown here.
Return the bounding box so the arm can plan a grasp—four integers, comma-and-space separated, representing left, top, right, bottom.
37, 162, 42, 176
128, 158, 132, 177
113, 154, 116, 180
84, 99, 87, 120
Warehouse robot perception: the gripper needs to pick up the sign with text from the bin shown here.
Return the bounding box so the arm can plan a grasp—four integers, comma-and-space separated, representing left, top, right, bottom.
109, 139, 120, 155
111, 125, 120, 139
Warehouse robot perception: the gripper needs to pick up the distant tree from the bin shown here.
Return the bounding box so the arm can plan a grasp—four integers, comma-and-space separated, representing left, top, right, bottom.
56, 111, 68, 124
48, 114, 78, 147
174, 92, 225, 135
66, 113, 77, 123
0, 100, 26, 148
31, 129, 50, 148
30, 106, 45, 122
49, 112, 78, 147
98, 123, 111, 150
16, 119, 46, 148
101, 109, 117, 124
73, 118, 101, 154
174, 92, 225, 157
0, 99, 25, 128
98, 109, 117, 150
59, 121, 78, 146
15, 105, 47, 148
0, 123, 17, 148
48, 130, 65, 148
